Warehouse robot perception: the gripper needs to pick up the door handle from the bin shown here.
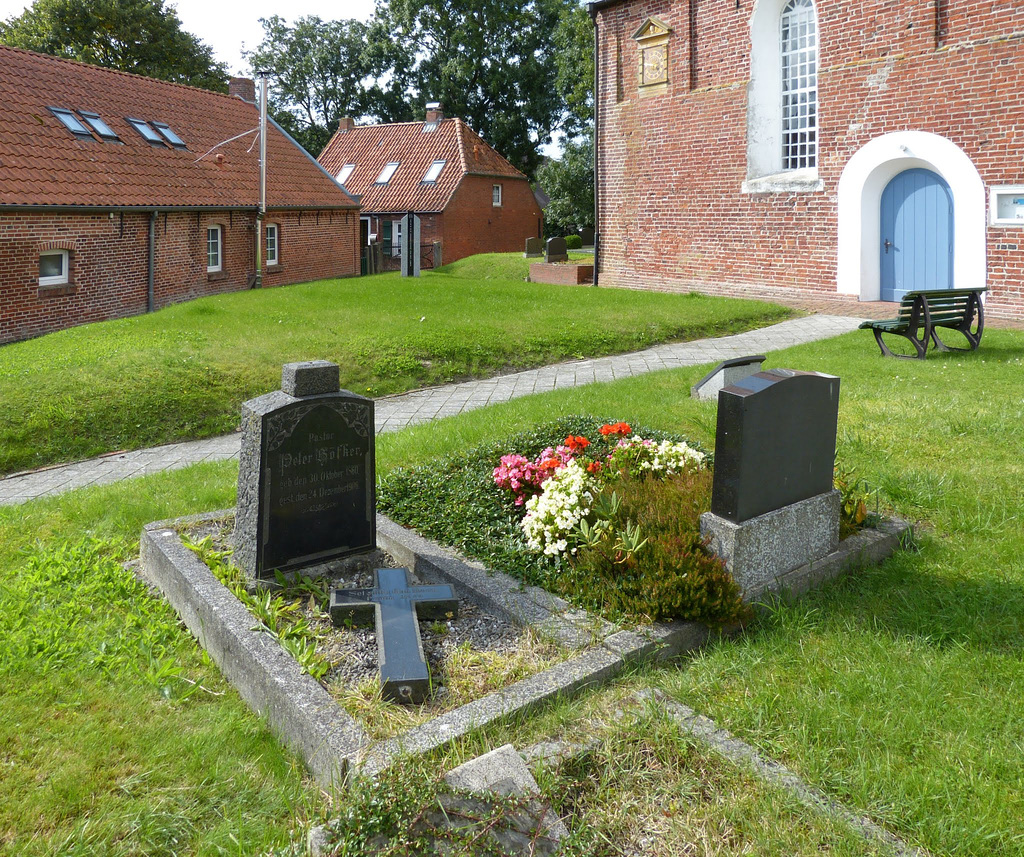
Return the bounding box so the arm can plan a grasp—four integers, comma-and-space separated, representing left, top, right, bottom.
884, 239, 892, 254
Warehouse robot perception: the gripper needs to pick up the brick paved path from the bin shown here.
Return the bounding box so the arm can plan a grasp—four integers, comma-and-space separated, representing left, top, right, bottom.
0, 314, 861, 506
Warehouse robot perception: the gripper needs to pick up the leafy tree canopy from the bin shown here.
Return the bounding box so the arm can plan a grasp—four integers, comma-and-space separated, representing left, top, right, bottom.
0, 0, 228, 91
553, 1, 593, 139
537, 135, 593, 234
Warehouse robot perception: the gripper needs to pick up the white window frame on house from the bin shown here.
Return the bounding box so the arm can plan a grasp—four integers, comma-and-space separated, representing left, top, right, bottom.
392, 219, 402, 256
422, 159, 445, 183
266, 223, 279, 266
377, 162, 400, 184
337, 163, 355, 185
39, 250, 69, 286
492, 184, 503, 207
207, 225, 223, 273
780, 0, 817, 171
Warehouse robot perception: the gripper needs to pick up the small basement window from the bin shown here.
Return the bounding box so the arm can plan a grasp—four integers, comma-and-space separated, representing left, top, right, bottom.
492, 184, 503, 206
78, 111, 120, 141
337, 163, 355, 185
422, 159, 445, 183
152, 121, 186, 148
376, 162, 400, 184
207, 225, 223, 272
49, 107, 92, 138
126, 117, 165, 145
266, 223, 279, 266
39, 250, 69, 286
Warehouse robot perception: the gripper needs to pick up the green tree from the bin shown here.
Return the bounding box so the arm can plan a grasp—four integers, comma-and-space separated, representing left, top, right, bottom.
553, 1, 593, 140
536, 135, 593, 234
246, 15, 411, 157
0, 0, 227, 91
378, 0, 578, 178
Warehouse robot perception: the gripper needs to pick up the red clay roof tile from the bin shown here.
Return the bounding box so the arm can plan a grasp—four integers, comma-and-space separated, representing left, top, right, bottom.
318, 117, 529, 214
0, 45, 358, 211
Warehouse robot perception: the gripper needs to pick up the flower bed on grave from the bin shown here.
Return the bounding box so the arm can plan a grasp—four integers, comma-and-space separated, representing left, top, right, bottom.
380, 417, 753, 628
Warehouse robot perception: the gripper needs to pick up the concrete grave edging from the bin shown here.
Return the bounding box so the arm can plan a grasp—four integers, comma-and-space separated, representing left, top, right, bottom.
139, 510, 910, 788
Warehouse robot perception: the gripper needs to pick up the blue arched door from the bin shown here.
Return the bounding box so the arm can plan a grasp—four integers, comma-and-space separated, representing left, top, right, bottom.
880, 168, 954, 302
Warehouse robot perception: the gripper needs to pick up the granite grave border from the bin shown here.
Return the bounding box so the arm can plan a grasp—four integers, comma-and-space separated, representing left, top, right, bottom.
139, 510, 910, 788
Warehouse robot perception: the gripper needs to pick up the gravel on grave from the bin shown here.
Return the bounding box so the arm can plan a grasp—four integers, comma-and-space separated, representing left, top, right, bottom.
178, 517, 536, 698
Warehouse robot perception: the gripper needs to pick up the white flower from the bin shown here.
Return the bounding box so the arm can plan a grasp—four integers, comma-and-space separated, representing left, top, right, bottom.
521, 460, 596, 557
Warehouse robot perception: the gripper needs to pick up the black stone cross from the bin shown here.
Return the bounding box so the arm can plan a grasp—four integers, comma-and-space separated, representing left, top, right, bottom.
329, 567, 459, 704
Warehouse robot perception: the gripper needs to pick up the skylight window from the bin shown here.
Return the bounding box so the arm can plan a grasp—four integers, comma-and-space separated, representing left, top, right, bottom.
337, 164, 355, 185
126, 117, 165, 145
49, 107, 92, 138
152, 121, 186, 147
422, 160, 445, 183
376, 162, 400, 184
78, 111, 119, 141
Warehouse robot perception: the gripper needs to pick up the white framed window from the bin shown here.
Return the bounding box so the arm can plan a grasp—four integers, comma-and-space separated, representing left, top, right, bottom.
422, 160, 445, 183
207, 225, 222, 272
376, 162, 400, 184
39, 250, 69, 286
392, 219, 402, 256
266, 223, 279, 266
337, 163, 355, 185
780, 0, 817, 171
492, 184, 503, 206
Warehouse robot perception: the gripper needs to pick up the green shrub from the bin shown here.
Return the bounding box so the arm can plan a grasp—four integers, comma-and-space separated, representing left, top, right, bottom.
564, 234, 583, 249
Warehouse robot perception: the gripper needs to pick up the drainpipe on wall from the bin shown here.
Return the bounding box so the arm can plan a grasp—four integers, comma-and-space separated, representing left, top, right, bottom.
589, 3, 600, 287
255, 70, 270, 289
147, 210, 156, 312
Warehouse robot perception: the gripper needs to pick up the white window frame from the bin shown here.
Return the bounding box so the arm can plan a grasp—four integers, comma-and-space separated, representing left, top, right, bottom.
780, 0, 818, 171
492, 184, 503, 207
392, 219, 402, 256
265, 223, 279, 266
39, 250, 69, 286
337, 163, 355, 185
376, 162, 400, 184
207, 225, 223, 273
423, 159, 445, 183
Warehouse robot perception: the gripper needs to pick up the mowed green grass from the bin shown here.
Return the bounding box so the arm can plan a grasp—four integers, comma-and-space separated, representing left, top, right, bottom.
0, 253, 789, 476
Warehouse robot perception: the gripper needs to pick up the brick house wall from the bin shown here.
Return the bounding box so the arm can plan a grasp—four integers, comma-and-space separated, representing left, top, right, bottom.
594, 0, 1024, 319
1, 208, 359, 345
444, 176, 544, 263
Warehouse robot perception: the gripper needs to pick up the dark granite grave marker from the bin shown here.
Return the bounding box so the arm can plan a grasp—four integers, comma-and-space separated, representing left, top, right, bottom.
234, 361, 375, 578
544, 237, 568, 263
330, 567, 459, 704
580, 227, 595, 246
524, 237, 543, 257
711, 369, 839, 523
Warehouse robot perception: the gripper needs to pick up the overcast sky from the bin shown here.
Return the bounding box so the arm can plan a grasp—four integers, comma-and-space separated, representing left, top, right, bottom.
0, 0, 376, 76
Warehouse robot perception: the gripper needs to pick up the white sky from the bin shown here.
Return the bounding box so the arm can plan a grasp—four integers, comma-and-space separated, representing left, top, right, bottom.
0, 0, 377, 76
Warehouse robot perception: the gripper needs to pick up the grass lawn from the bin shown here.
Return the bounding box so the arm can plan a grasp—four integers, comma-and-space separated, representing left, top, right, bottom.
4, 325, 1022, 854
0, 252, 789, 477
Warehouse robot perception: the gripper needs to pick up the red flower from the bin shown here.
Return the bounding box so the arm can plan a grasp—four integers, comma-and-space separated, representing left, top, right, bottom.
587, 461, 603, 474
541, 457, 561, 470
599, 422, 632, 437
563, 435, 591, 451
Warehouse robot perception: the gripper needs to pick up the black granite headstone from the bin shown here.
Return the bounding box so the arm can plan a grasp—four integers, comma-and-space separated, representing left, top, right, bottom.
330, 567, 459, 704
544, 237, 568, 263
711, 369, 839, 523
234, 361, 375, 578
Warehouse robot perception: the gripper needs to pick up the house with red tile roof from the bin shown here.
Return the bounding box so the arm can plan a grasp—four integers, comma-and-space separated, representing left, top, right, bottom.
0, 46, 361, 345
318, 105, 542, 266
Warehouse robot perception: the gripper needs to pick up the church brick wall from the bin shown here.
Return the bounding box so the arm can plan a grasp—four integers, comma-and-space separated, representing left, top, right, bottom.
594, 0, 1024, 319
1, 209, 359, 345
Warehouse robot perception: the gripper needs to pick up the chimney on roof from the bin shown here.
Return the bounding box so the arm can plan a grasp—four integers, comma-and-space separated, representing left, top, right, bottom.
425, 102, 444, 124
229, 77, 256, 103
338, 117, 355, 133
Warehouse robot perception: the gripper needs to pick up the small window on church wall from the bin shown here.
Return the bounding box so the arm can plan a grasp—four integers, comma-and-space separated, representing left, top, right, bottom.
632, 18, 671, 96
781, 0, 817, 170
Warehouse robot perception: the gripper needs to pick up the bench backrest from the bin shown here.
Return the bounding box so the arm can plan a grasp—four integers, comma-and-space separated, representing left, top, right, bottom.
896, 289, 983, 323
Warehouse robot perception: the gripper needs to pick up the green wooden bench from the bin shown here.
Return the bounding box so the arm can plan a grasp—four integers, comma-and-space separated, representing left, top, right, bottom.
859, 288, 985, 359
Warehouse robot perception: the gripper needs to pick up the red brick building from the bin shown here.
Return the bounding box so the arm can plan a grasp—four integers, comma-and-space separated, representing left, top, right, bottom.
0, 46, 361, 345
590, 1, 1024, 319
318, 106, 543, 266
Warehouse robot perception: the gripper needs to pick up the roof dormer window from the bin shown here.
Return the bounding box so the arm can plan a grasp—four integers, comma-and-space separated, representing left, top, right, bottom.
337, 164, 355, 185
422, 160, 445, 183
152, 121, 186, 148
126, 117, 165, 145
376, 162, 400, 184
49, 107, 92, 138
78, 111, 120, 141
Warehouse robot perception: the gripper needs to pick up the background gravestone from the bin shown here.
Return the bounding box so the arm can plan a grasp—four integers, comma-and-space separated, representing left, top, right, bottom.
580, 227, 595, 246
234, 361, 375, 579
701, 369, 841, 599
524, 237, 543, 257
690, 355, 765, 401
544, 237, 568, 263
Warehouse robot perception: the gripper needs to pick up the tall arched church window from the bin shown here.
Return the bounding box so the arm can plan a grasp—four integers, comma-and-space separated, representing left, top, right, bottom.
780, 0, 817, 170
